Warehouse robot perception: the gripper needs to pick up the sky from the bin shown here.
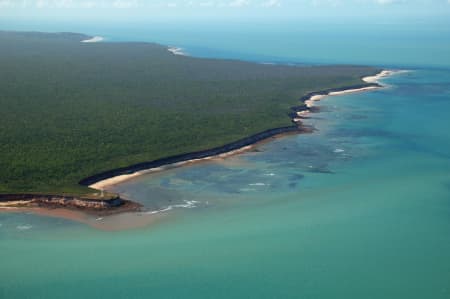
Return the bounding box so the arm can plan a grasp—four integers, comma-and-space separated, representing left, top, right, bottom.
1, 0, 450, 21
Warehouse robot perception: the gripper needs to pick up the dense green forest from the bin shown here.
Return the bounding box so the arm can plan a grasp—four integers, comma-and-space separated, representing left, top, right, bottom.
0, 31, 379, 194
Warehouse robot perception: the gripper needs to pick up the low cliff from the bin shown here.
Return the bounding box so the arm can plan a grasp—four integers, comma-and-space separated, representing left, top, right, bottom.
0, 193, 140, 213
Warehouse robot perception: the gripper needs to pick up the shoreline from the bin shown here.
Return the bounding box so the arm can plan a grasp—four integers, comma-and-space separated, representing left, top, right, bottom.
0, 193, 141, 215
81, 36, 104, 43
84, 70, 394, 191
89, 144, 255, 190
362, 69, 398, 83
302, 85, 381, 110
1, 69, 395, 221
80, 125, 302, 190
295, 69, 403, 118
168, 46, 187, 56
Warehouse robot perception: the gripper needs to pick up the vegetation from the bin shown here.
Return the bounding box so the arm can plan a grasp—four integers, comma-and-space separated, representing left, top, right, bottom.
0, 31, 379, 194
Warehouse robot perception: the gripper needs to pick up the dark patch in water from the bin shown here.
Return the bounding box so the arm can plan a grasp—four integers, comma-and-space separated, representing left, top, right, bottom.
346, 114, 368, 120
175, 164, 234, 181
444, 181, 450, 191
251, 148, 263, 152
289, 182, 298, 189
331, 128, 395, 139
307, 166, 334, 174
212, 183, 242, 194
289, 174, 305, 181
316, 106, 333, 112
160, 178, 172, 188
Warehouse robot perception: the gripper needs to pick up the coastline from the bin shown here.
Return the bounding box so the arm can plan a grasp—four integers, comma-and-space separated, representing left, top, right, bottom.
362, 69, 398, 83
1, 69, 396, 219
168, 46, 187, 56
81, 36, 104, 43
84, 70, 394, 192
0, 193, 141, 215
89, 144, 255, 190
296, 69, 402, 118
80, 125, 302, 190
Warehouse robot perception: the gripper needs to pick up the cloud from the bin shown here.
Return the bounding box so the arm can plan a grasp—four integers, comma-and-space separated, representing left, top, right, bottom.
228, 0, 250, 7
261, 0, 281, 7
0, 0, 13, 7
79, 1, 95, 8
373, 0, 404, 4
310, 0, 342, 7
112, 0, 139, 8
0, 0, 98, 9
1, 0, 449, 11
374, 0, 394, 4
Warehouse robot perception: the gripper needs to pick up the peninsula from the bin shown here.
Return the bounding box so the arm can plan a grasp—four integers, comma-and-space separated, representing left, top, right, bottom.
0, 31, 382, 213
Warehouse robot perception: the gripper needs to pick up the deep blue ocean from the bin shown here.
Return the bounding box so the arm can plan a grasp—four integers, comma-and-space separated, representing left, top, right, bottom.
1, 18, 450, 299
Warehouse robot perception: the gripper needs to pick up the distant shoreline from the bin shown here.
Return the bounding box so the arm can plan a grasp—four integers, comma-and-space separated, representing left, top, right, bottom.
81, 36, 104, 43
168, 46, 187, 56
83, 70, 396, 191
296, 70, 405, 119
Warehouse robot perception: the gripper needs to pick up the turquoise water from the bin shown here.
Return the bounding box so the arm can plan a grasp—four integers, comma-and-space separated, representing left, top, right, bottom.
1, 20, 450, 298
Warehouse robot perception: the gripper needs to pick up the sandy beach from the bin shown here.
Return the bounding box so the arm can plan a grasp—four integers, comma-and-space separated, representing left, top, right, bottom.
0, 200, 32, 207
297, 70, 404, 120
304, 94, 327, 108
81, 36, 104, 43
328, 85, 380, 96
168, 47, 186, 56
89, 145, 254, 190
362, 70, 396, 83
303, 85, 380, 110
303, 69, 404, 111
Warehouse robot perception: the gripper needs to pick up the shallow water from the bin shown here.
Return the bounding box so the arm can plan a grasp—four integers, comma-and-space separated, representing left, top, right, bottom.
1, 21, 450, 299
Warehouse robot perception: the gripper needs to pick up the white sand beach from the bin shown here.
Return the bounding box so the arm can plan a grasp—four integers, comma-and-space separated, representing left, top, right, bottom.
362, 69, 409, 84
168, 47, 186, 56
81, 36, 104, 43
303, 69, 402, 109
304, 94, 327, 107
0, 200, 32, 209
89, 165, 170, 190
328, 85, 380, 96
89, 145, 254, 190
362, 70, 394, 83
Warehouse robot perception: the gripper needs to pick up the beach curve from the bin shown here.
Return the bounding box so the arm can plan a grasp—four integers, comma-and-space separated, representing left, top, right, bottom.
84, 70, 397, 192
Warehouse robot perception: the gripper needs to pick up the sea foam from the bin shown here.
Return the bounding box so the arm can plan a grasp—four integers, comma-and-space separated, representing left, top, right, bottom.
16, 225, 32, 230
144, 200, 199, 215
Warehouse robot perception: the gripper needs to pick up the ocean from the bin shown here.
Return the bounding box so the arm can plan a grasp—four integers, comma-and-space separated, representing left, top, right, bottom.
1, 18, 450, 298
